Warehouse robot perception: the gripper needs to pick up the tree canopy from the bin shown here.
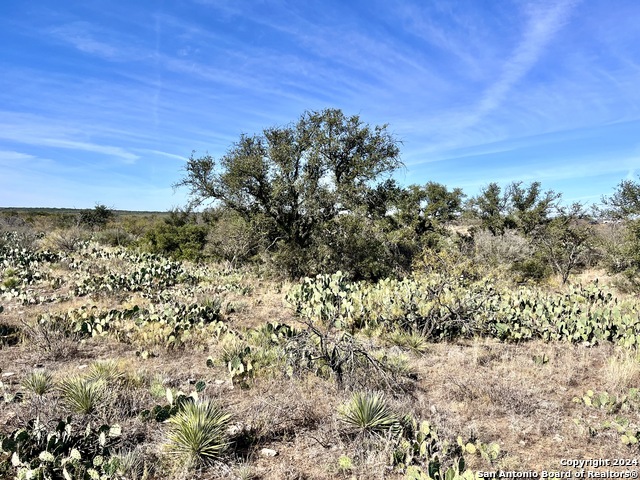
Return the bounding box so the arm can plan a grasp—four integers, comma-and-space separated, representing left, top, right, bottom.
391, 182, 465, 234
470, 181, 560, 235
79, 204, 114, 230
602, 177, 640, 219
176, 109, 402, 275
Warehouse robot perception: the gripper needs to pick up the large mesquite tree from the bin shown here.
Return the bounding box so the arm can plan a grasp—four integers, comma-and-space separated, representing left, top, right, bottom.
176, 109, 402, 275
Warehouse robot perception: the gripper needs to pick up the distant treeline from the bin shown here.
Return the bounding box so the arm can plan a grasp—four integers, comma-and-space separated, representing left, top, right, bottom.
0, 207, 167, 216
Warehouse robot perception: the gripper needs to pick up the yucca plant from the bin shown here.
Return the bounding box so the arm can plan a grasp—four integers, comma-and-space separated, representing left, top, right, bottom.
58, 376, 105, 414
387, 330, 428, 354
166, 399, 232, 467
109, 448, 146, 479
22, 370, 54, 396
339, 391, 399, 436
86, 359, 125, 384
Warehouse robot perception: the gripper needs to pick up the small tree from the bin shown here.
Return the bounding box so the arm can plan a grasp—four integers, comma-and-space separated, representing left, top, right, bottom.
469, 181, 560, 236
143, 208, 209, 261
600, 177, 640, 290
78, 204, 114, 230
601, 177, 640, 219
534, 203, 594, 284
506, 181, 560, 235
175, 109, 402, 276
394, 182, 465, 234
469, 183, 508, 235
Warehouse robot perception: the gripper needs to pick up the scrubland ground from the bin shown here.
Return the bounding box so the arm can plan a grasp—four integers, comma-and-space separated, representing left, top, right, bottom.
1, 233, 639, 480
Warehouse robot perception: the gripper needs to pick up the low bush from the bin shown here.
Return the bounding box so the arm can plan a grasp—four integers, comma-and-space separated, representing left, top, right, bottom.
42, 227, 88, 253
142, 222, 209, 261
511, 253, 552, 283
94, 227, 136, 247
21, 318, 79, 360
472, 229, 533, 267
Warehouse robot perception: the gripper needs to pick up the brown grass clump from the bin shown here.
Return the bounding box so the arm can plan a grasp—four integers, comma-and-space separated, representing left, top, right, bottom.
19, 317, 80, 360
602, 348, 640, 392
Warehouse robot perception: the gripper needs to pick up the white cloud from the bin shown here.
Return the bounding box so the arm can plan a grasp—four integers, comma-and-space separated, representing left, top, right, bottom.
134, 149, 188, 162
0, 150, 37, 162
48, 22, 121, 59
0, 115, 140, 163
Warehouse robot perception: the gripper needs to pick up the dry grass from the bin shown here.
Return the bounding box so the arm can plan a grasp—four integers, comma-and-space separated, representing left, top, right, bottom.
2, 327, 634, 478
602, 348, 640, 392
410, 340, 632, 471
1, 249, 638, 479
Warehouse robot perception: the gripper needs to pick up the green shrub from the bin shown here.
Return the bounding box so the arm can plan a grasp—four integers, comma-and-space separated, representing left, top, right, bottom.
142, 222, 209, 261
316, 214, 403, 281
2, 276, 19, 290
79, 204, 115, 230
511, 254, 551, 283
599, 220, 640, 293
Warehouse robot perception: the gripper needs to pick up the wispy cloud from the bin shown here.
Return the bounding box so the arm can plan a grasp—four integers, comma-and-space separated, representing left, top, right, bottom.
389, 1, 506, 81
0, 150, 37, 162
479, 1, 578, 115
440, 0, 579, 133
134, 149, 188, 162
48, 21, 122, 59
36, 138, 140, 163
0, 114, 140, 163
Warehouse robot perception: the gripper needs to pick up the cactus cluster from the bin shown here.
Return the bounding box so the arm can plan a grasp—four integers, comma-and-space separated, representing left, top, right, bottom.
36, 301, 227, 349
1, 234, 64, 304
287, 272, 640, 347
392, 417, 482, 480
141, 382, 206, 423
1, 236, 256, 308
0, 416, 122, 480
72, 257, 187, 297
574, 388, 640, 449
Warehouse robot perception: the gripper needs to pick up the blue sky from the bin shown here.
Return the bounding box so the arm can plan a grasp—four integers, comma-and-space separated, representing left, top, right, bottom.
1, 0, 639, 211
